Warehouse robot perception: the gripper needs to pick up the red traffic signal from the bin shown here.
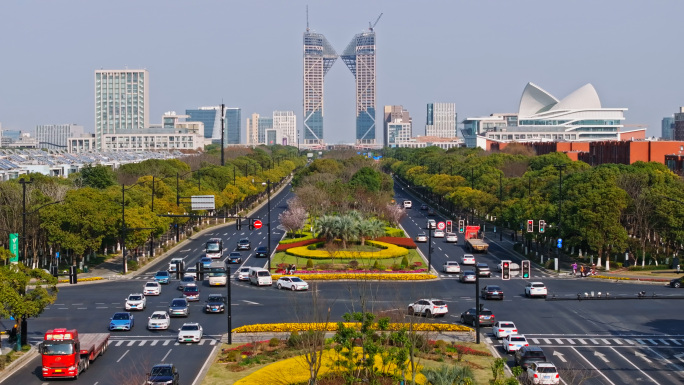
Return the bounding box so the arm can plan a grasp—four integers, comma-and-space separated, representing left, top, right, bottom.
501, 260, 511, 280
526, 220, 534, 232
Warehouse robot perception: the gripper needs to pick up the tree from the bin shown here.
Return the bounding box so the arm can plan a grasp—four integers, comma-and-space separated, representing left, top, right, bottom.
349, 166, 382, 192
74, 164, 117, 189
279, 203, 308, 237
0, 263, 57, 348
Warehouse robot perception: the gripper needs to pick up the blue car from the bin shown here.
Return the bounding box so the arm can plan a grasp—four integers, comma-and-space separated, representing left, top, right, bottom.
109, 312, 134, 331
154, 271, 170, 284
200, 257, 213, 269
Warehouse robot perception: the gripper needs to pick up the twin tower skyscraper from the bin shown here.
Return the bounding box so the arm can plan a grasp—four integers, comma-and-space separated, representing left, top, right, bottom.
303, 23, 378, 146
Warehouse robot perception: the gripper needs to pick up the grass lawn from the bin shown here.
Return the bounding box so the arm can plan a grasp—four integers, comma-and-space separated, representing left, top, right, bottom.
271, 249, 425, 271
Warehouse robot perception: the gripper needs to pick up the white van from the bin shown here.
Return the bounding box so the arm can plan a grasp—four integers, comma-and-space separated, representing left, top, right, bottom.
248, 267, 272, 287
403, 200, 412, 209
169, 258, 185, 272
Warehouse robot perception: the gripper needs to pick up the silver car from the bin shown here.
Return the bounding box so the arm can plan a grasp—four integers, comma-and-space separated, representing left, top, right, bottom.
445, 233, 458, 243
443, 261, 461, 274
460, 270, 477, 283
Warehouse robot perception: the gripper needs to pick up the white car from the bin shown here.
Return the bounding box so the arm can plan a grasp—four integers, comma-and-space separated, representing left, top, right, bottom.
443, 261, 461, 274
185, 266, 197, 279
433, 230, 445, 238
502, 334, 529, 353
147, 311, 171, 330
445, 233, 458, 243
462, 254, 476, 265
497, 261, 520, 271
426, 219, 436, 229
415, 233, 428, 243
276, 276, 309, 291
177, 322, 203, 343
407, 299, 448, 318
124, 293, 146, 311
526, 362, 560, 384
143, 281, 161, 296
525, 282, 548, 298
492, 321, 518, 339
236, 267, 250, 281
403, 200, 412, 209
168, 257, 185, 272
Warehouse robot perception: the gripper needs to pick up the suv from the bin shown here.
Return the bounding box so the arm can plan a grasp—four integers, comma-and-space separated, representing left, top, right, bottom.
407, 299, 448, 318
426, 219, 436, 229
403, 200, 412, 209
526, 362, 559, 384
525, 282, 548, 298
146, 363, 179, 385
460, 307, 495, 326
476, 263, 491, 277
236, 238, 251, 250
515, 346, 548, 370
168, 298, 189, 317
255, 246, 269, 258
145, 364, 179, 385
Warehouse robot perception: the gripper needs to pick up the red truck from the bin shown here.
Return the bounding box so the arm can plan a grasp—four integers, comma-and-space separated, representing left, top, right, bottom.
40, 328, 110, 379
464, 225, 489, 253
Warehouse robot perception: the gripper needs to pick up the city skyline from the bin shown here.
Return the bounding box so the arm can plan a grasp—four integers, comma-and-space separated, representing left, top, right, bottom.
1, 1, 683, 144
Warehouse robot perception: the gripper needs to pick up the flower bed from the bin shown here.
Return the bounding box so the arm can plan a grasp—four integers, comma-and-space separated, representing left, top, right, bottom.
58, 277, 104, 283
271, 273, 436, 281
285, 240, 408, 259
374, 236, 417, 249
278, 268, 428, 274
276, 237, 322, 251
232, 322, 472, 333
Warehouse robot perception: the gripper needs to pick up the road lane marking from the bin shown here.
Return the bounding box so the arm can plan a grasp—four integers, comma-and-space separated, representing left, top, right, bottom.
116, 349, 129, 363
659, 339, 670, 345
590, 339, 599, 345
577, 339, 587, 345
241, 300, 260, 305
163, 340, 171, 346
191, 343, 220, 385
77, 307, 87, 310
127, 341, 136, 346
594, 351, 609, 363
625, 339, 636, 345
555, 338, 564, 344
635, 351, 651, 363
150, 340, 158, 346
161, 348, 172, 362
572, 347, 616, 385
553, 350, 567, 363
115, 340, 124, 346
613, 339, 623, 345
672, 339, 682, 345
139, 340, 147, 346
601, 339, 611, 345
543, 338, 551, 344
611, 347, 659, 383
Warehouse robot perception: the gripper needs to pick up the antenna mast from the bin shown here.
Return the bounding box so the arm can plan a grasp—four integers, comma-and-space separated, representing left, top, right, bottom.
306, 5, 310, 32
369, 12, 383, 31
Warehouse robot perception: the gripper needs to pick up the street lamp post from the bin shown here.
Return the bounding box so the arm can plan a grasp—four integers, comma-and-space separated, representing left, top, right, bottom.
554, 164, 567, 260
176, 170, 202, 241
499, 172, 503, 241
262, 180, 272, 271
19, 178, 33, 264
428, 227, 433, 270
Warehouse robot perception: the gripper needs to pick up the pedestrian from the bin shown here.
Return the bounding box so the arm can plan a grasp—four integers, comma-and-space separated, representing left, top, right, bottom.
287, 264, 292, 274
580, 265, 585, 277
291, 264, 296, 274
591, 264, 596, 276
678, 265, 681, 274
572, 262, 578, 276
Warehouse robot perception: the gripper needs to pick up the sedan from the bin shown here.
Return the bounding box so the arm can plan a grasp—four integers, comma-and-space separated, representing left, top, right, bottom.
670, 276, 684, 288
154, 271, 170, 284
462, 254, 476, 265
182, 284, 200, 301
109, 312, 134, 331
124, 293, 146, 311
445, 233, 458, 243
433, 230, 445, 238
415, 233, 428, 243
276, 276, 309, 291
200, 257, 213, 269
476, 263, 491, 277
255, 246, 269, 258
236, 267, 250, 281
185, 266, 197, 279
147, 311, 171, 330
205, 294, 227, 313
178, 275, 196, 291
407, 299, 448, 318
525, 282, 548, 298
143, 281, 161, 296
236, 238, 251, 250
502, 334, 529, 353
420, 203, 428, 210
481, 285, 504, 300
226, 251, 242, 264
493, 321, 518, 339
177, 322, 203, 343
443, 261, 461, 274
168, 298, 189, 317
459, 271, 476, 283
460, 308, 495, 327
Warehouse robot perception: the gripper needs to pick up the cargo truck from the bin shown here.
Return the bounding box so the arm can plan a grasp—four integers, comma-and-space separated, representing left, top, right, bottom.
40, 328, 109, 379
464, 225, 489, 253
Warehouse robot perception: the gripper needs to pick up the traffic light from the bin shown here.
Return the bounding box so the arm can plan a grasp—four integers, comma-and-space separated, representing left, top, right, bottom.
236, 218, 241, 231
446, 220, 452, 233
458, 219, 465, 233
69, 266, 78, 284
248, 219, 255, 230
196, 262, 204, 281
522, 260, 531, 279
501, 260, 511, 280
526, 220, 534, 233
175, 260, 182, 280
50, 266, 59, 278
539, 220, 546, 233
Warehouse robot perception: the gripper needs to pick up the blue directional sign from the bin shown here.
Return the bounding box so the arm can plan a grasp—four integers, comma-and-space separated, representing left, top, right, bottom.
55, 252, 60, 259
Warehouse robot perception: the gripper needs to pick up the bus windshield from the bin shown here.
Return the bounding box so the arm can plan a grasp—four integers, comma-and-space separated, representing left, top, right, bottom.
206, 242, 220, 252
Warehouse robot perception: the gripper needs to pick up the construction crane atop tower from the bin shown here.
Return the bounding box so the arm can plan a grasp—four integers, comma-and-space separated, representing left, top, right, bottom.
369, 13, 383, 31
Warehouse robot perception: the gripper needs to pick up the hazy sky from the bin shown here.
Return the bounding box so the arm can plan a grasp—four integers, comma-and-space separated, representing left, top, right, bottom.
1, 0, 682, 143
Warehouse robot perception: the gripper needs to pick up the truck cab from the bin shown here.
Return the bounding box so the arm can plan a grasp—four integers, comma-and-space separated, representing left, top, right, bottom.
40, 328, 109, 379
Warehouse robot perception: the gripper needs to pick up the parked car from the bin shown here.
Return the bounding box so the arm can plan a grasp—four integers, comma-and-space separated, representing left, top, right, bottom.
177, 275, 195, 291
493, 321, 518, 339
255, 246, 269, 258
669, 276, 684, 288
276, 276, 309, 291
462, 254, 476, 265
502, 334, 529, 353
182, 284, 200, 301
146, 363, 179, 385
460, 271, 477, 283
154, 271, 170, 284
445, 233, 458, 243
481, 285, 504, 300
407, 299, 448, 318
415, 233, 428, 243
168, 298, 189, 317
125, 293, 146, 311
143, 281, 161, 296
526, 362, 560, 384
443, 261, 461, 274
109, 312, 134, 331
236, 267, 250, 281
236, 238, 251, 250
147, 311, 171, 330
460, 307, 495, 326
525, 282, 548, 298
205, 294, 227, 313
433, 230, 445, 238
476, 263, 491, 277
177, 322, 203, 343
226, 251, 242, 264
515, 346, 547, 370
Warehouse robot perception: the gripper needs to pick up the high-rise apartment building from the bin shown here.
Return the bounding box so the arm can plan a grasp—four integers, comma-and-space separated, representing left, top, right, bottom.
246, 113, 260, 145
342, 30, 377, 145
95, 69, 149, 150
383, 105, 412, 147
425, 103, 457, 138
674, 107, 684, 141
186, 107, 222, 141
273, 111, 297, 146
225, 108, 241, 144
36, 124, 84, 150
303, 29, 337, 145
662, 116, 675, 140
258, 117, 273, 144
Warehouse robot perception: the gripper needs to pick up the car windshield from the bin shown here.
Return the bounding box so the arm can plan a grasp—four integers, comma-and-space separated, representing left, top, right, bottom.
151, 366, 173, 376
129, 295, 143, 301
464, 272, 475, 276
145, 283, 158, 287
258, 271, 270, 277
182, 277, 194, 282
291, 277, 304, 282
239, 239, 249, 244
42, 342, 74, 355
156, 271, 169, 277
208, 296, 225, 302
525, 351, 545, 357
537, 366, 557, 373
206, 243, 220, 251
230, 253, 241, 257
113, 313, 129, 320
488, 286, 501, 291
151, 313, 166, 319
240, 268, 250, 273
181, 324, 199, 331
184, 287, 198, 293
171, 300, 186, 307
431, 300, 446, 306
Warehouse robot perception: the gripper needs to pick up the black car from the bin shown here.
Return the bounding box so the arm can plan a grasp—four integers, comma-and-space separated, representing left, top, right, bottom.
481, 285, 504, 300
146, 363, 179, 385
514, 346, 547, 370
420, 203, 428, 210
460, 307, 495, 327
255, 246, 269, 258
427, 208, 435, 216
226, 251, 242, 264
670, 276, 684, 288
236, 238, 251, 250
205, 294, 227, 313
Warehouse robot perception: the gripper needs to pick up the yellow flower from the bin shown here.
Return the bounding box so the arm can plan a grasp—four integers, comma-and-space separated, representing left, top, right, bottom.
232, 322, 471, 333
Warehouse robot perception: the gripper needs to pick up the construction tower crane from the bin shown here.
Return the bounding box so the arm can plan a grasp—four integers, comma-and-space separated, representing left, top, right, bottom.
369, 13, 383, 31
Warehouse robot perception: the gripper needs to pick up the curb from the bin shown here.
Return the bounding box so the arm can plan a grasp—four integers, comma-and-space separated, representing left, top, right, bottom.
0, 347, 38, 384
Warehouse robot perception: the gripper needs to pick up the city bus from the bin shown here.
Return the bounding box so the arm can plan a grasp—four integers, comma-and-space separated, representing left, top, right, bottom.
205, 238, 223, 259
207, 262, 227, 286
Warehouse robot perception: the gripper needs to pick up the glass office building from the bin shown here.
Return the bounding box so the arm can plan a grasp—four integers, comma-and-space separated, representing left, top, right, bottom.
342, 31, 377, 145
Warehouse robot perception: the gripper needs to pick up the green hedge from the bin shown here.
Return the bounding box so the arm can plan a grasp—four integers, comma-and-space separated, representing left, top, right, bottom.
280, 232, 314, 244
285, 240, 409, 260
384, 227, 405, 237
627, 264, 671, 271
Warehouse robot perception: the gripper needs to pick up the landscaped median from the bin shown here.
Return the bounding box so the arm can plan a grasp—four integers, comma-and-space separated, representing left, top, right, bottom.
57, 277, 104, 283
272, 272, 437, 281
232, 322, 472, 333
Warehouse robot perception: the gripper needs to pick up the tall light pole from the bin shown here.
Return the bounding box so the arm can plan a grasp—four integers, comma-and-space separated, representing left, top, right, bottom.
499, 172, 503, 241
553, 164, 567, 259
19, 177, 33, 265
221, 103, 225, 166
263, 180, 272, 271
176, 170, 202, 241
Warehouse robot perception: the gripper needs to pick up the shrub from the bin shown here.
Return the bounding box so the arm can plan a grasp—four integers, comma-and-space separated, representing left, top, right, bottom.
287, 331, 302, 348
348, 260, 359, 269
434, 340, 448, 353
306, 259, 314, 269
286, 241, 409, 259
401, 255, 409, 268
628, 264, 670, 271
384, 227, 405, 237
372, 260, 382, 270
268, 338, 280, 347
127, 260, 139, 271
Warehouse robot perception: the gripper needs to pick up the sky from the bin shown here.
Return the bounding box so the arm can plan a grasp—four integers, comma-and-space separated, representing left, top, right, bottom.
0, 0, 682, 144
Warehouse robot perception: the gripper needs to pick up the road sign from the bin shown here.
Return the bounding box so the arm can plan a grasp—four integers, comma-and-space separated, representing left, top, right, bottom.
253, 219, 263, 230
55, 252, 59, 259
9, 233, 18, 263
437, 221, 446, 230
191, 195, 216, 211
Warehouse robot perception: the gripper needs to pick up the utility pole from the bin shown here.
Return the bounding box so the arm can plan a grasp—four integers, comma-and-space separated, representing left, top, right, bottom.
19, 178, 33, 265
499, 172, 503, 241
554, 164, 567, 259
221, 103, 225, 166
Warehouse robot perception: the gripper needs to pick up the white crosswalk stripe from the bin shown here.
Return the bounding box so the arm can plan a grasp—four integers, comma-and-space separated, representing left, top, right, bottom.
513, 335, 684, 347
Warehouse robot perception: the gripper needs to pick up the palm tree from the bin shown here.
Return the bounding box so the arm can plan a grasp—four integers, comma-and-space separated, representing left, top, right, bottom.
421, 365, 474, 385
337, 215, 357, 249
